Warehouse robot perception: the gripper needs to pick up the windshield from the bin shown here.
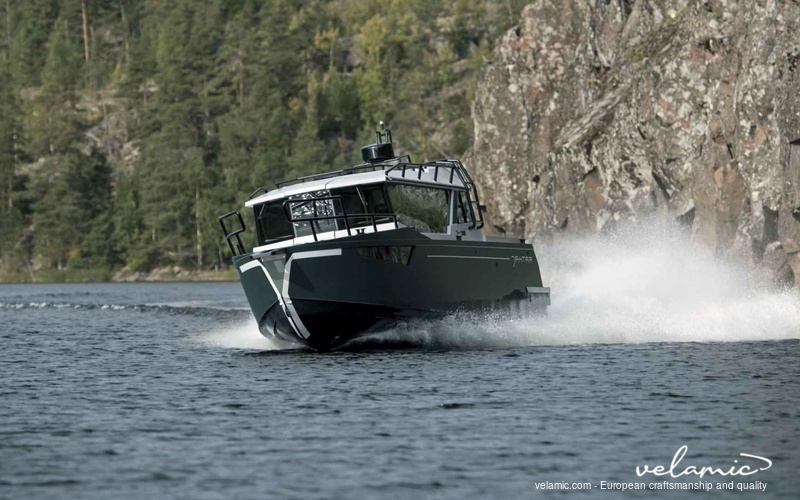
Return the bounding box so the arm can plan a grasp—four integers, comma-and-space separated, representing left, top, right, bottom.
257, 183, 453, 244
329, 185, 392, 229
254, 202, 293, 244
288, 192, 338, 237
386, 184, 449, 232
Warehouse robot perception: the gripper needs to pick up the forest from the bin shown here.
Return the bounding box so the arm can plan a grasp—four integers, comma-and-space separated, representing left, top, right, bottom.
0, 0, 526, 281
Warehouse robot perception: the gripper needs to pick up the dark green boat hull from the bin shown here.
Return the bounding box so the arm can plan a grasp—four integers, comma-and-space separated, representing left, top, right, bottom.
233, 229, 549, 350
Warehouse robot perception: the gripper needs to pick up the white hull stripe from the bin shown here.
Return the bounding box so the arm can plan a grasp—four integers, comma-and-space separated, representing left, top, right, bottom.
239, 260, 263, 272
291, 249, 343, 260
282, 249, 342, 340
426, 255, 510, 261
252, 225, 396, 254
239, 259, 304, 338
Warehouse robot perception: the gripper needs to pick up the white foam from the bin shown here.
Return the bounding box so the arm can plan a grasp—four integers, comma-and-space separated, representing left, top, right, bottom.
195, 318, 289, 350
365, 220, 800, 348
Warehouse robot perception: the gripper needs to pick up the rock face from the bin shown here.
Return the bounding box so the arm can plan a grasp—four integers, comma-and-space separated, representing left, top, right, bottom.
467, 0, 800, 285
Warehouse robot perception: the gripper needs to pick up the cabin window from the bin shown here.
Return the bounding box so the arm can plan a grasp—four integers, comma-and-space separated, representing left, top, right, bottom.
362, 185, 391, 215
356, 246, 413, 265
330, 185, 393, 229
330, 187, 367, 229
453, 191, 475, 224
333, 187, 365, 220
386, 184, 449, 232
255, 202, 293, 244
289, 195, 338, 237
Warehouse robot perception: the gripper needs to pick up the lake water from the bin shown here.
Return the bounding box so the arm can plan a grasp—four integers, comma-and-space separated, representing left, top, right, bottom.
0, 280, 798, 499
2, 226, 800, 499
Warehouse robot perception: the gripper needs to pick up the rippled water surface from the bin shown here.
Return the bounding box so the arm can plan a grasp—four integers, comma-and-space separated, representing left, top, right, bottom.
1, 281, 799, 499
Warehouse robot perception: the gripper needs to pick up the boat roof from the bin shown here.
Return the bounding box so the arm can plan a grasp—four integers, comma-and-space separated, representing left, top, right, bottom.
245, 160, 469, 208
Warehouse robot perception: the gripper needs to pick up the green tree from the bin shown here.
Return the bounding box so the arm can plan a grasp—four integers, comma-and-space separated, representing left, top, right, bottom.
0, 60, 24, 269
27, 15, 83, 157
0, 0, 525, 279
30, 150, 111, 269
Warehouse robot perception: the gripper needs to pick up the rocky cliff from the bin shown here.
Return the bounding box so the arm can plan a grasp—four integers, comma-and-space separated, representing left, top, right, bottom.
467, 0, 800, 285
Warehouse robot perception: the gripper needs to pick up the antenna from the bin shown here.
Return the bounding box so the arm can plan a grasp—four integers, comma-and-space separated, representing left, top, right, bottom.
374, 121, 392, 145
363, 121, 395, 163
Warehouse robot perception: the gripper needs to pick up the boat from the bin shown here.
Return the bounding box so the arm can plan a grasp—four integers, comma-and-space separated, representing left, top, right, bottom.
219, 124, 550, 350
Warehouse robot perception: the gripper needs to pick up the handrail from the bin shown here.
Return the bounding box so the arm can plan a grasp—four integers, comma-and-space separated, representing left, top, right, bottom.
449, 159, 485, 230
385, 159, 485, 229
248, 187, 270, 200
282, 196, 398, 242
218, 211, 247, 256
273, 155, 412, 188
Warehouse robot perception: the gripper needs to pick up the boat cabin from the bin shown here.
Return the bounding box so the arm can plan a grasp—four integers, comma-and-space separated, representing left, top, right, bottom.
215, 125, 520, 256
245, 157, 485, 253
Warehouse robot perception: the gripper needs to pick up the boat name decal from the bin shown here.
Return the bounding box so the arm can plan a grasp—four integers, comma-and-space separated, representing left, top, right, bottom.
511, 255, 533, 267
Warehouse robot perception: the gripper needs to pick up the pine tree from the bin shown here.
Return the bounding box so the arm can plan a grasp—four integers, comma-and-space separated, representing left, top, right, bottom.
28, 14, 83, 157
0, 59, 24, 269
288, 77, 326, 178
132, 0, 226, 268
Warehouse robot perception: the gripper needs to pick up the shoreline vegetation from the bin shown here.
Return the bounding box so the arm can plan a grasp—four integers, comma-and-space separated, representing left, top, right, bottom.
0, 1, 527, 280
0, 267, 237, 284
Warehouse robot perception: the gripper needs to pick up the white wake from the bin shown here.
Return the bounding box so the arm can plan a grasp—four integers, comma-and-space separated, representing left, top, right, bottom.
203, 220, 800, 350
365, 221, 800, 348
195, 318, 288, 350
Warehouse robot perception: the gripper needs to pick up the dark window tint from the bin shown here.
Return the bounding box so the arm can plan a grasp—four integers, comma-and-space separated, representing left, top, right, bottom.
330, 185, 392, 229
330, 187, 367, 229
335, 188, 365, 216
362, 186, 390, 214
361, 185, 393, 225
455, 191, 471, 224
387, 184, 449, 232
254, 202, 293, 244
356, 246, 413, 265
